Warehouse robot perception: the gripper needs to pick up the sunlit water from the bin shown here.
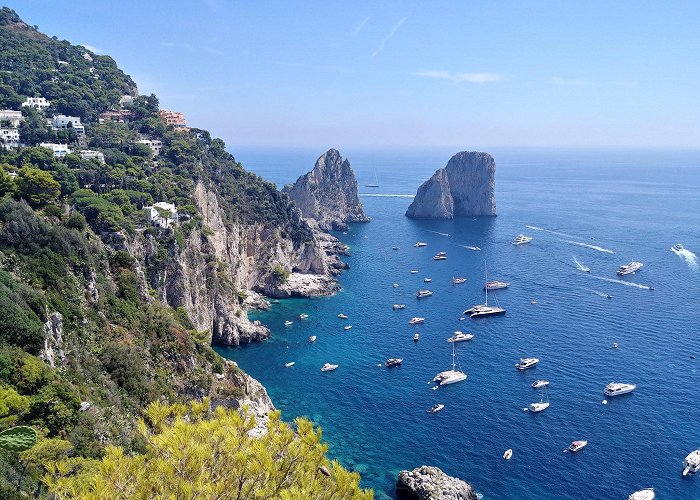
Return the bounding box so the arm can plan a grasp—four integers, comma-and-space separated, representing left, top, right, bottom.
216, 148, 700, 499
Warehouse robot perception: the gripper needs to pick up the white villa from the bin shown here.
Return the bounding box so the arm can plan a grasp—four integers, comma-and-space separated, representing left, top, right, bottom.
22, 97, 51, 110
144, 201, 178, 228
39, 142, 71, 158
0, 128, 20, 148
0, 110, 23, 127
137, 137, 162, 156
78, 149, 105, 163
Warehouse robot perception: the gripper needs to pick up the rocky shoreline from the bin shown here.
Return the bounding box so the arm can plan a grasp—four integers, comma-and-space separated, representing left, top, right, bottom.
396, 466, 478, 500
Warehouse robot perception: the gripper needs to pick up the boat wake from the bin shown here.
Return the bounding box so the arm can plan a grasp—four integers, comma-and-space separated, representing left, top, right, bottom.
561, 240, 615, 254
526, 225, 576, 238
672, 247, 699, 271
459, 245, 481, 251
572, 256, 591, 272
593, 290, 612, 298
525, 225, 544, 231
426, 230, 450, 237
589, 275, 651, 290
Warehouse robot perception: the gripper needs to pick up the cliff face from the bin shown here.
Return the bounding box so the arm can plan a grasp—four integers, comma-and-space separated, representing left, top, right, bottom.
406, 151, 496, 219
396, 466, 478, 500
283, 148, 370, 231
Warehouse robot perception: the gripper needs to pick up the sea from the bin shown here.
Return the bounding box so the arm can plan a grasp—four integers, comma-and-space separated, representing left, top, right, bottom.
215, 147, 700, 499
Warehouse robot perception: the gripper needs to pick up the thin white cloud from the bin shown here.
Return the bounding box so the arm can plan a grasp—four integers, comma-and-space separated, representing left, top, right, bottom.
414, 71, 503, 84
371, 16, 407, 59
81, 44, 103, 54
353, 15, 371, 35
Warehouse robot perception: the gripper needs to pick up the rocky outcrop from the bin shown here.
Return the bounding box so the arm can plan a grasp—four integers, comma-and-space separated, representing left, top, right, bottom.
396, 466, 478, 500
40, 311, 66, 368
406, 151, 496, 219
283, 148, 370, 231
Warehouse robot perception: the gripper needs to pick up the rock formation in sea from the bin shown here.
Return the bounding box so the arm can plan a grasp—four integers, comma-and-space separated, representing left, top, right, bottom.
396, 466, 478, 500
283, 148, 370, 231
405, 151, 496, 219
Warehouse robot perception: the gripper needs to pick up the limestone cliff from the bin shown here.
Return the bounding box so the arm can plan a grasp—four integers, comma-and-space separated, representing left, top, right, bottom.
396, 466, 478, 500
406, 151, 496, 219
283, 148, 370, 231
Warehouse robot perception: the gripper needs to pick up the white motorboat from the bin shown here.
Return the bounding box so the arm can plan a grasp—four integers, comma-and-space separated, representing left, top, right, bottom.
683, 449, 700, 476
392, 246, 400, 250
299, 313, 309, 320
465, 245, 480, 251
410, 269, 419, 274
628, 488, 655, 500
409, 317, 425, 325
424, 277, 432, 283
428, 404, 444, 413
531, 380, 549, 389
503, 449, 513, 460
529, 402, 550, 412
385, 358, 403, 367
604, 382, 636, 396
484, 280, 510, 291
433, 342, 467, 386
284, 320, 293, 326
569, 440, 588, 452
285, 362, 295, 368
416, 290, 433, 298
515, 357, 539, 370
413, 333, 420, 341
344, 325, 352, 331
414, 242, 428, 247
617, 261, 643, 276
672, 243, 684, 252
466, 262, 506, 318
512, 234, 533, 245
393, 304, 406, 310
452, 277, 467, 284
393, 283, 399, 288
320, 363, 338, 372
433, 254, 447, 260
337, 313, 348, 319
447, 331, 474, 343
308, 336, 317, 343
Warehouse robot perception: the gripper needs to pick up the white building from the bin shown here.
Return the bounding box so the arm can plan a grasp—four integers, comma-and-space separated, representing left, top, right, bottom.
22, 97, 51, 110
144, 201, 178, 229
119, 95, 134, 106
39, 142, 71, 158
137, 138, 162, 156
0, 110, 23, 127
78, 149, 105, 163
52, 115, 85, 135
0, 128, 20, 148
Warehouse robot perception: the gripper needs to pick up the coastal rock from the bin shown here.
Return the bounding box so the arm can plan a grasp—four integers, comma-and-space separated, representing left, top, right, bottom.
283, 148, 370, 231
40, 311, 66, 368
406, 151, 496, 219
396, 466, 478, 500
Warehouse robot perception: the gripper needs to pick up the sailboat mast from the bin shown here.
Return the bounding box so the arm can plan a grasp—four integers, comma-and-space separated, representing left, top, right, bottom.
484, 261, 488, 306
452, 342, 456, 371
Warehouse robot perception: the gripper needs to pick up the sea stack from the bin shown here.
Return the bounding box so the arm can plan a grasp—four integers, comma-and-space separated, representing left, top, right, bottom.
283, 148, 370, 231
405, 151, 496, 219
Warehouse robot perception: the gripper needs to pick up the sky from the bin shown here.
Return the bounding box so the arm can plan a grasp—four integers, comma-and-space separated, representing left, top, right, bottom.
10, 1, 700, 149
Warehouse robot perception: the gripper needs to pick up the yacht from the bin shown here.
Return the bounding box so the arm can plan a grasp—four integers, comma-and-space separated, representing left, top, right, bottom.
320, 363, 338, 372
428, 404, 444, 413
410, 269, 419, 274
569, 440, 588, 452
515, 358, 539, 370
531, 380, 549, 389
628, 489, 655, 500
385, 358, 403, 367
529, 401, 550, 412
433, 343, 467, 386
604, 382, 636, 396
337, 313, 348, 319
672, 243, 685, 252
308, 336, 317, 343
448, 331, 474, 343
512, 234, 533, 245
299, 313, 309, 320
284, 320, 293, 326
617, 261, 643, 276
433, 253, 447, 260
682, 450, 700, 476
466, 262, 506, 318
452, 277, 467, 284
413, 333, 420, 341
392, 304, 406, 310
484, 280, 510, 291
285, 362, 295, 368
416, 290, 433, 298
344, 325, 352, 331
414, 242, 428, 247
409, 317, 425, 325
424, 277, 432, 283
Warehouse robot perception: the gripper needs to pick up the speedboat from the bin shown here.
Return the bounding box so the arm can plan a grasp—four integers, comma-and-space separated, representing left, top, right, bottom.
414, 242, 427, 247
512, 234, 533, 245
433, 253, 447, 260
672, 243, 684, 252
285, 362, 295, 368
604, 382, 636, 396
299, 313, 309, 320
385, 358, 403, 367
392, 304, 406, 310
529, 402, 549, 412
484, 280, 510, 291
308, 336, 317, 343
628, 488, 655, 500
617, 261, 643, 276
452, 277, 467, 284
433, 343, 467, 386
683, 450, 700, 476
448, 331, 474, 342
410, 269, 419, 274
393, 283, 399, 288
531, 380, 549, 389
465, 245, 480, 251
416, 290, 433, 298
284, 320, 293, 326
320, 363, 338, 372
503, 449, 513, 460
569, 440, 588, 452
515, 358, 539, 370
344, 325, 352, 331
424, 278, 432, 283
337, 313, 348, 319
409, 317, 425, 325
428, 404, 444, 413
413, 333, 420, 341
392, 246, 400, 250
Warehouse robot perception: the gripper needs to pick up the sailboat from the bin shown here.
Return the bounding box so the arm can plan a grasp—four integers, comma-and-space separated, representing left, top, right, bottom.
433, 342, 467, 386
529, 386, 550, 412
464, 262, 506, 318
365, 171, 379, 188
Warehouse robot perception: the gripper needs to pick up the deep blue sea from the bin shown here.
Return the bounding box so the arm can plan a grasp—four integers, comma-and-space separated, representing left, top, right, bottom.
216, 147, 700, 499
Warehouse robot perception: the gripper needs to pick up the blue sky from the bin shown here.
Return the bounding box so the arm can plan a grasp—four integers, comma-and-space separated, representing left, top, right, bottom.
11, 1, 700, 148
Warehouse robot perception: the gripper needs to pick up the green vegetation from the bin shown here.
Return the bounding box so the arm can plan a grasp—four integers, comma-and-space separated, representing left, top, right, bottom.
0, 426, 37, 452
272, 264, 290, 284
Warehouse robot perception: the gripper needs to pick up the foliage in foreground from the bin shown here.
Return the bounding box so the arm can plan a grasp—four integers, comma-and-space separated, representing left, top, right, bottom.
46, 400, 372, 500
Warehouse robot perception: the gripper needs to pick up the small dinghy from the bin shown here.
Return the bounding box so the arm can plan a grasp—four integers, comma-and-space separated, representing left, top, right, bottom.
428, 404, 444, 413
284, 320, 293, 326
320, 363, 338, 372
503, 449, 513, 460
344, 325, 352, 331
285, 362, 295, 368
308, 336, 317, 343
568, 440, 588, 453
299, 313, 309, 320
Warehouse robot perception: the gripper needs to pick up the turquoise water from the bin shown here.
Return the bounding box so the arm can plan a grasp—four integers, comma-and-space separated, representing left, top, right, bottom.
216, 148, 700, 499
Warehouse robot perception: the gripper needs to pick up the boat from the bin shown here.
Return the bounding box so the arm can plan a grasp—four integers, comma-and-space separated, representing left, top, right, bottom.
466, 262, 506, 318
484, 280, 510, 291
424, 278, 432, 283
529, 387, 550, 412
299, 313, 309, 320
344, 325, 352, 331
628, 488, 655, 500
392, 246, 399, 250
393, 283, 399, 288
569, 440, 588, 452
512, 234, 533, 245
428, 404, 444, 413
337, 313, 348, 319
503, 449, 513, 460
284, 320, 293, 326
604, 382, 636, 396
385, 358, 403, 367
410, 269, 419, 274
308, 335, 317, 343
285, 362, 295, 368
531, 380, 549, 389
413, 333, 420, 341
515, 357, 539, 370
617, 261, 643, 276
320, 363, 338, 372
392, 304, 406, 310
416, 290, 433, 298
414, 242, 428, 247
433, 342, 467, 386
433, 253, 447, 260
612, 342, 619, 348
365, 172, 379, 188
447, 331, 474, 343
683, 450, 700, 476
465, 245, 480, 251
452, 277, 467, 284
409, 317, 425, 325
672, 243, 685, 252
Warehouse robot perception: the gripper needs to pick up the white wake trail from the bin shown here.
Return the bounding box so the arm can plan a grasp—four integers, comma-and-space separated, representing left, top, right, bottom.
562, 240, 615, 254
526, 225, 576, 238
526, 225, 543, 231
672, 248, 699, 271
573, 256, 590, 272
589, 275, 651, 290
426, 230, 450, 237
